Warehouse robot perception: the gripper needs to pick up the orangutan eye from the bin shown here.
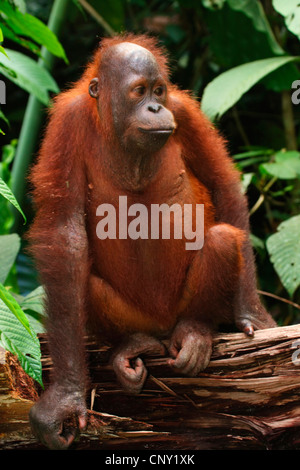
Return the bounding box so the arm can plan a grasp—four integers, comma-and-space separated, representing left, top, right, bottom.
134, 86, 146, 96
154, 86, 164, 96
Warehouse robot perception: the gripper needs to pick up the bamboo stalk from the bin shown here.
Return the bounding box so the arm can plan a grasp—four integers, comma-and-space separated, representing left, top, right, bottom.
11, 0, 70, 231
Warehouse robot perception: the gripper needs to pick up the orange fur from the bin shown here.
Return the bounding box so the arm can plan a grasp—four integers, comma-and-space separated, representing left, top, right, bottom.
28, 34, 276, 449
29, 34, 275, 345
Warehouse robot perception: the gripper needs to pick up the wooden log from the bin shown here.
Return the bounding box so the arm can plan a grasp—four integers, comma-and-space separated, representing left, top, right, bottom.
2, 324, 300, 449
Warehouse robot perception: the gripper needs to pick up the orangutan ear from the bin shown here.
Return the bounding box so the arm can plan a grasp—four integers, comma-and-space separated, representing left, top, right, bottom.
89, 78, 99, 98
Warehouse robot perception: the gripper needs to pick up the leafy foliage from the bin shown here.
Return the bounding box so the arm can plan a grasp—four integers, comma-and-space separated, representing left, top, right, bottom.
0, 0, 64, 109
0, 0, 62, 384
0, 172, 26, 222
0, 233, 20, 283
0, 295, 43, 386
0, 1, 67, 60
0, 48, 59, 104
201, 56, 299, 121
261, 151, 300, 180
0, 232, 44, 387
273, 0, 300, 41
266, 215, 300, 298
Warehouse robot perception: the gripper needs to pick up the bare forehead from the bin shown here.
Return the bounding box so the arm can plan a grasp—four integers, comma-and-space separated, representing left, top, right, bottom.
103, 42, 160, 76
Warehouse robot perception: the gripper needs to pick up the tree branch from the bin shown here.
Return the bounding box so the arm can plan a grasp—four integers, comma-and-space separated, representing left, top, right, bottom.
3, 324, 300, 449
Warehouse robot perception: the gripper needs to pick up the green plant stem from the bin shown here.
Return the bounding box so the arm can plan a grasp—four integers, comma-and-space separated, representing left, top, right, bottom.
11, 0, 70, 231
257, 289, 300, 311
232, 106, 250, 148
249, 193, 264, 216
77, 0, 115, 36
249, 176, 277, 215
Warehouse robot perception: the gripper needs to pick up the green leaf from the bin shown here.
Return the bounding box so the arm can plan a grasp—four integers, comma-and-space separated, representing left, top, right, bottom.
0, 1, 67, 62
0, 296, 42, 386
0, 45, 7, 57
228, 0, 283, 56
0, 109, 9, 126
250, 233, 265, 251
21, 286, 46, 316
10, 0, 27, 14
0, 49, 59, 105
201, 56, 300, 120
0, 23, 41, 56
0, 48, 58, 102
0, 24, 7, 57
25, 309, 45, 335
233, 149, 273, 160
241, 172, 254, 193
261, 150, 300, 179
0, 233, 20, 284
203, 0, 225, 9
20, 286, 46, 335
15, 251, 39, 294
202, 1, 283, 70
273, 0, 300, 40
0, 175, 26, 222
0, 283, 32, 335
266, 215, 300, 297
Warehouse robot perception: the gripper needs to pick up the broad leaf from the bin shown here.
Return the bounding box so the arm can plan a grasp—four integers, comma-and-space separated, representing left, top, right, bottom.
201, 56, 299, 120
0, 2, 67, 61
0, 49, 59, 105
0, 283, 31, 334
0, 23, 40, 56
0, 176, 26, 221
20, 286, 46, 335
21, 286, 46, 316
0, 296, 42, 386
228, 0, 283, 56
250, 233, 265, 251
261, 151, 300, 179
273, 0, 300, 40
202, 1, 283, 70
266, 215, 300, 298
15, 251, 39, 294
0, 233, 20, 284
241, 172, 254, 193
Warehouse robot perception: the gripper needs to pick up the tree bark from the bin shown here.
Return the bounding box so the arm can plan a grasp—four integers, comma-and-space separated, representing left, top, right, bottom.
1, 324, 300, 449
